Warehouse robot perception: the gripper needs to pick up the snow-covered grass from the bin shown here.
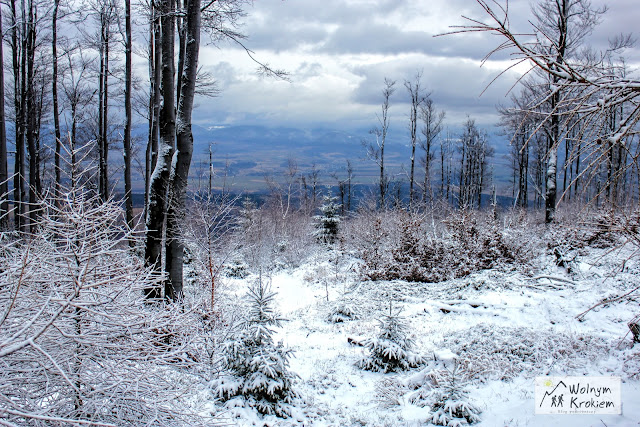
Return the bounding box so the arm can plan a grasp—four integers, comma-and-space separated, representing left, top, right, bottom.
206, 210, 640, 426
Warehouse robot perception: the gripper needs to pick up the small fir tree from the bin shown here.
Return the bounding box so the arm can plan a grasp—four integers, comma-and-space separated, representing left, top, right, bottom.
358, 302, 424, 372
314, 191, 341, 245
212, 279, 298, 417
424, 362, 482, 426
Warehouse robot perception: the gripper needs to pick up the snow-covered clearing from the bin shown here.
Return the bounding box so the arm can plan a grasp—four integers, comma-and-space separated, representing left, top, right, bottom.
214, 241, 640, 426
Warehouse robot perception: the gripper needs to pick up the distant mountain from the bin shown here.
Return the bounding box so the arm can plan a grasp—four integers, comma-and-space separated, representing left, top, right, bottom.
8, 122, 512, 195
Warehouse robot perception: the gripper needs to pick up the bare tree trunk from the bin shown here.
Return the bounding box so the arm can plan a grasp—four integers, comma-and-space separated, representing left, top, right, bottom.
544, 0, 569, 223
10, 0, 24, 232
52, 0, 62, 201
0, 4, 8, 230
25, 0, 40, 233
97, 15, 105, 200
165, 0, 201, 301
123, 0, 133, 235
405, 73, 424, 207
145, 6, 161, 219
379, 78, 394, 209
145, 0, 176, 299
101, 19, 110, 201
346, 159, 353, 212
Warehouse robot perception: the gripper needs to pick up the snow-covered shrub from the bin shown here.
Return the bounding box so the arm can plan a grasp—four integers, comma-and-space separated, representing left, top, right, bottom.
358, 304, 424, 372
212, 279, 298, 417
235, 197, 317, 272
346, 209, 528, 283
328, 300, 359, 323
423, 363, 482, 426
442, 324, 610, 380
550, 207, 624, 251
375, 377, 409, 408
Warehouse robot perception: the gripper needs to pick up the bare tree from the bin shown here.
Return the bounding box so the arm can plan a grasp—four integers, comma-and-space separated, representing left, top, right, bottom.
0, 2, 8, 229
331, 159, 355, 215
405, 71, 426, 206
52, 0, 63, 202
419, 96, 445, 203
145, 0, 176, 300
458, 117, 493, 209
144, 0, 162, 220
365, 78, 395, 209
123, 0, 133, 237
92, 0, 118, 203
164, 0, 202, 301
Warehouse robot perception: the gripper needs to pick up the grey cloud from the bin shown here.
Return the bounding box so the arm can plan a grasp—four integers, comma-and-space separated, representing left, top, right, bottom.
349, 56, 518, 126
318, 22, 433, 55
246, 23, 329, 52
295, 62, 324, 79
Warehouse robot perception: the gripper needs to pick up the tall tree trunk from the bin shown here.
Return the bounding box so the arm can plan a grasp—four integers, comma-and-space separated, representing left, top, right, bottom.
544, 0, 568, 223
123, 0, 133, 236
52, 0, 62, 200
145, 7, 162, 220
10, 0, 25, 232
97, 16, 105, 200
101, 21, 110, 201
26, 0, 40, 233
145, 0, 176, 299
0, 4, 8, 230
165, 0, 201, 301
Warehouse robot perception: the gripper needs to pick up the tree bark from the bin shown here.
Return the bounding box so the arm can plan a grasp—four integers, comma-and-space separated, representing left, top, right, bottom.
25, 0, 40, 233
544, 0, 568, 223
165, 0, 201, 301
123, 0, 133, 236
97, 14, 105, 200
0, 4, 8, 230
101, 16, 110, 201
10, 0, 23, 232
52, 0, 62, 201
145, 5, 162, 219
145, 0, 176, 299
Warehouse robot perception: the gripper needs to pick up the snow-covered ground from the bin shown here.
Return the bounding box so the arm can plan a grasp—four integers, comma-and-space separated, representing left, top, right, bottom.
211, 240, 640, 426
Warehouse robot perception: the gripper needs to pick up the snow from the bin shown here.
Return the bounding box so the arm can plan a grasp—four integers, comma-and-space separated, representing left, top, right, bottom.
209, 241, 640, 426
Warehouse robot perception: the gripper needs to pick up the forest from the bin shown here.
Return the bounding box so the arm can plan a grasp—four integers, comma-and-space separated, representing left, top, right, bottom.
0, 0, 639, 425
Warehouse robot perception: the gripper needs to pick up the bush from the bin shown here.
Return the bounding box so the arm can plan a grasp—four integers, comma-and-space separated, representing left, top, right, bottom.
442, 324, 610, 381
347, 209, 525, 283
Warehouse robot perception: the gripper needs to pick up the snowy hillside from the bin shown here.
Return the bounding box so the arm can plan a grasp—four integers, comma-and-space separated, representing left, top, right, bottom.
202, 208, 640, 426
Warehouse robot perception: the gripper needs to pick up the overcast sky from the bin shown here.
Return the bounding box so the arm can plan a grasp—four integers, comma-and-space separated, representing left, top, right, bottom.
192, 0, 639, 132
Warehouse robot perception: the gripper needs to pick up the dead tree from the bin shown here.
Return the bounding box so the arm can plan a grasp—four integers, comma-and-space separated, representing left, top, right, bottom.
405, 71, 426, 207
365, 78, 395, 209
